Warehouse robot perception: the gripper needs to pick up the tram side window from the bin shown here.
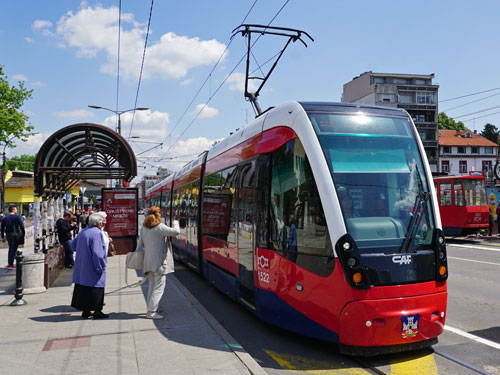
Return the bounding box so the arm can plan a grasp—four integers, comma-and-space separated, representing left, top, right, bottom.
270, 139, 334, 277
256, 156, 270, 248
202, 167, 237, 242
439, 182, 452, 206
453, 181, 465, 206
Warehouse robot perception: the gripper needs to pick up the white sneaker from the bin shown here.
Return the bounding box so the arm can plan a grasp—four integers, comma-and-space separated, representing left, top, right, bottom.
146, 312, 164, 320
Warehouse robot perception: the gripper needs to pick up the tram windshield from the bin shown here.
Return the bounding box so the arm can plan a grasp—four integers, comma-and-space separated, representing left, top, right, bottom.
310, 112, 435, 254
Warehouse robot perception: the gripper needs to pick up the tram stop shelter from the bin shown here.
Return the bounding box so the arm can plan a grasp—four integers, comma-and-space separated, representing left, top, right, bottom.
33, 123, 137, 286
34, 123, 136, 197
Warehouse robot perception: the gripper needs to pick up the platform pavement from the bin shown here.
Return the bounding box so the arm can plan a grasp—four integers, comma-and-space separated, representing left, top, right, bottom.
0, 253, 267, 375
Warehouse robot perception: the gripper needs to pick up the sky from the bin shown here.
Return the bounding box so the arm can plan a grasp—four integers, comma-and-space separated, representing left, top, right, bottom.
1, 0, 500, 183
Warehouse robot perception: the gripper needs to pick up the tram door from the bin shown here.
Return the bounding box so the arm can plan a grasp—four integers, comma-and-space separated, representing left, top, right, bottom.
237, 161, 256, 307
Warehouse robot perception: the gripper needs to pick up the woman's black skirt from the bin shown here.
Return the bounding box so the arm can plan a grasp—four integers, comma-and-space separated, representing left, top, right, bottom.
71, 284, 105, 311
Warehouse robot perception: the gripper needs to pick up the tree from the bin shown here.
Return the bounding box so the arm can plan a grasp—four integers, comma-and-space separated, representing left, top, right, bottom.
0, 65, 34, 148
6, 154, 37, 172
480, 123, 500, 145
438, 112, 466, 130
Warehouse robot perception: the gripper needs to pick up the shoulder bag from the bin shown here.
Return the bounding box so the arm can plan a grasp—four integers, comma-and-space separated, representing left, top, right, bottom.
125, 249, 147, 288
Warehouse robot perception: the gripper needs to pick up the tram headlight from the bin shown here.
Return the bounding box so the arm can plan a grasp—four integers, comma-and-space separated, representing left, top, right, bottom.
352, 272, 363, 284
439, 251, 445, 260
343, 242, 351, 251
438, 236, 445, 245
347, 257, 357, 267
439, 265, 447, 276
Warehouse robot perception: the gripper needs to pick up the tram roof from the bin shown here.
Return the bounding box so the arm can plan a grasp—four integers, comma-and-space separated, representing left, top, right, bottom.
298, 102, 408, 117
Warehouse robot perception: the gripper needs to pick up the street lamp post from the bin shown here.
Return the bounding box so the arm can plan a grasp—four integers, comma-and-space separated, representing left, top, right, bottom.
88, 105, 149, 135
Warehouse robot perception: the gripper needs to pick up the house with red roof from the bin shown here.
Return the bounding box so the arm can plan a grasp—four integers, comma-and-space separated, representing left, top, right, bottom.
438, 129, 498, 176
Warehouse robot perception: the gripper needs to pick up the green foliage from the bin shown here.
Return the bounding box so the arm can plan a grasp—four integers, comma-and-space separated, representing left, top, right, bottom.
438, 112, 466, 130
6, 154, 36, 172
480, 123, 500, 145
0, 65, 34, 148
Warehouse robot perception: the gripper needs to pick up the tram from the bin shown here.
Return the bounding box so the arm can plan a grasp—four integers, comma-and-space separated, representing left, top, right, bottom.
145, 102, 448, 355
433, 174, 489, 236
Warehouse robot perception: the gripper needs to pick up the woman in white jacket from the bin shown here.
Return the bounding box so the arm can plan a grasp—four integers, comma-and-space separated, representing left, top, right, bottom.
136, 206, 180, 319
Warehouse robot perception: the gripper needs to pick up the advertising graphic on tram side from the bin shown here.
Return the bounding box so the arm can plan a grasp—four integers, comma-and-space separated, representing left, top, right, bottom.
145, 102, 448, 356
433, 173, 489, 236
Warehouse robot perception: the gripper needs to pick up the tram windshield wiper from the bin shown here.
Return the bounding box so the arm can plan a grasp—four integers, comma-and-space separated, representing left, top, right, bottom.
400, 165, 430, 254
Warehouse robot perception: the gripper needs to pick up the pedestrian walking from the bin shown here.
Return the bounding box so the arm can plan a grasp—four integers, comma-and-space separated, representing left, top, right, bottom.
71, 213, 109, 319
136, 206, 180, 320
1, 206, 25, 269
56, 212, 77, 268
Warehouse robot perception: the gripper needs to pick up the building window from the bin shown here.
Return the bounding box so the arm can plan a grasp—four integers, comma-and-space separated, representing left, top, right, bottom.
441, 160, 450, 173
457, 146, 466, 154
399, 95, 412, 103
483, 161, 492, 173
416, 92, 435, 104
442, 146, 451, 154
378, 94, 393, 103
415, 114, 426, 122
459, 160, 467, 174
393, 78, 407, 84
415, 79, 426, 85
471, 146, 478, 154
373, 77, 385, 84
485, 146, 493, 155
418, 130, 427, 140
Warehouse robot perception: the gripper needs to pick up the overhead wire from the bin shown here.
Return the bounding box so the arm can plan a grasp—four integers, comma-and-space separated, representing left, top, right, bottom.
441, 91, 500, 112
161, 0, 290, 155
128, 0, 154, 139
439, 86, 500, 103
160, 0, 259, 147
454, 104, 500, 119
461, 110, 500, 123
115, 0, 122, 131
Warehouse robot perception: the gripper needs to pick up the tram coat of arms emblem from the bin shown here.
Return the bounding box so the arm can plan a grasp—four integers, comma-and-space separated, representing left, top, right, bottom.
400, 314, 420, 339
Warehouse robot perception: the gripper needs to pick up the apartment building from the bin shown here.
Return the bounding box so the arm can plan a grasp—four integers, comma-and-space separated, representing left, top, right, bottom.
343, 71, 439, 172
439, 129, 498, 179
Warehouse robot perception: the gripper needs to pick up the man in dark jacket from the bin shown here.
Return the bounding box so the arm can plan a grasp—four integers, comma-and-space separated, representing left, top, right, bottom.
56, 211, 77, 268
1, 206, 25, 269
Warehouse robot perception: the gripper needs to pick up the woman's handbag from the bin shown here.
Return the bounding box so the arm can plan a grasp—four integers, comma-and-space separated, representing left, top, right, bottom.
107, 242, 117, 257
125, 249, 144, 270
125, 249, 147, 288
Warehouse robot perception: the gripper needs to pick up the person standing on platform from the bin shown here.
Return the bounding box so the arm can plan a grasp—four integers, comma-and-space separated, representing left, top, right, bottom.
136, 206, 180, 320
1, 206, 25, 269
56, 212, 77, 268
71, 213, 109, 319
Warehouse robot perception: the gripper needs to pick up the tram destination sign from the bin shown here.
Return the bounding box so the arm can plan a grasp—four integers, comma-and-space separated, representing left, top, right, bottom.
102, 188, 138, 237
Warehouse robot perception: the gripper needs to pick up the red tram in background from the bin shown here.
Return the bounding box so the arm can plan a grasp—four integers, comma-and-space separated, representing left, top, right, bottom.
145, 102, 448, 355
433, 173, 489, 236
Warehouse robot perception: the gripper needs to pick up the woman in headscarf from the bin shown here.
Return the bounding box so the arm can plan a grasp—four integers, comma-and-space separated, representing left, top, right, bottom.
136, 206, 180, 319
71, 213, 109, 319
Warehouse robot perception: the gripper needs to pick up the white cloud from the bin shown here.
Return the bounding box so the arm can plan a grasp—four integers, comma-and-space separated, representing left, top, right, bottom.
6, 133, 48, 158
52, 109, 94, 120
52, 4, 226, 80
25, 37, 35, 43
226, 72, 258, 93
31, 81, 47, 87
102, 110, 170, 141
180, 78, 193, 86
12, 74, 29, 81
190, 104, 219, 119
163, 137, 220, 170
32, 19, 54, 36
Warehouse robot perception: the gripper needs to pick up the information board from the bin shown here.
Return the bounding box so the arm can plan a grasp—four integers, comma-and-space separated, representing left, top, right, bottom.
102, 188, 138, 237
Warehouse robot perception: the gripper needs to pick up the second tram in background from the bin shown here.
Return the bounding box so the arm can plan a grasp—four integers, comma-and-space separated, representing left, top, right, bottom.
145, 102, 448, 356
433, 173, 489, 236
